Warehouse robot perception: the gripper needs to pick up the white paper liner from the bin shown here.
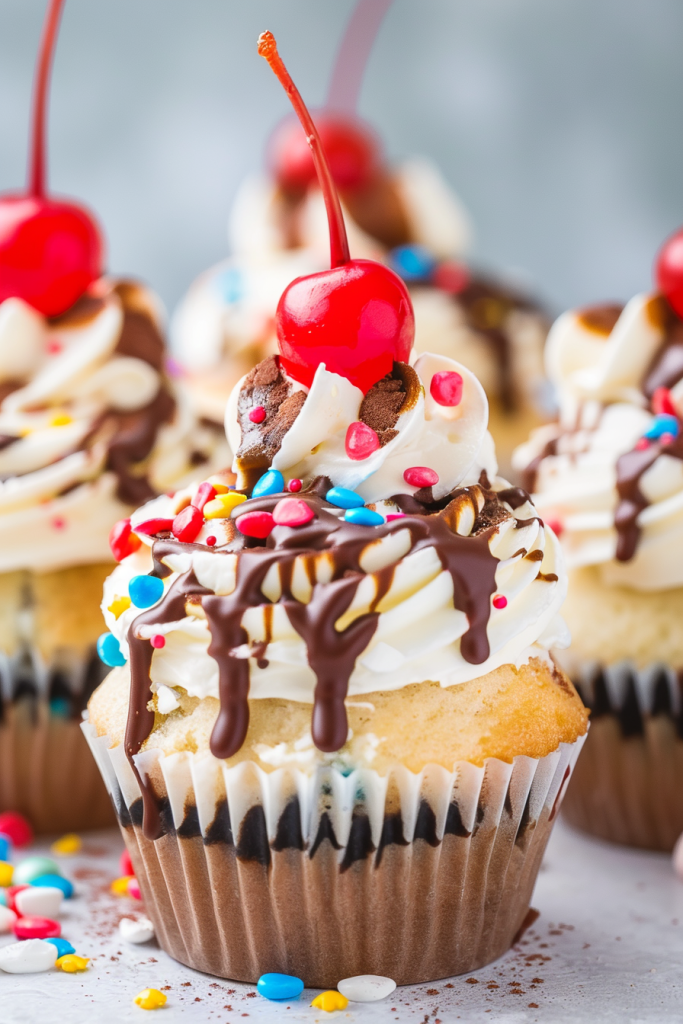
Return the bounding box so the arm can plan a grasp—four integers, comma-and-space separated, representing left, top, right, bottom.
83, 719, 585, 985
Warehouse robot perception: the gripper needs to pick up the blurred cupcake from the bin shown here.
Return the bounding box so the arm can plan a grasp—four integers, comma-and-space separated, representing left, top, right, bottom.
514, 242, 683, 850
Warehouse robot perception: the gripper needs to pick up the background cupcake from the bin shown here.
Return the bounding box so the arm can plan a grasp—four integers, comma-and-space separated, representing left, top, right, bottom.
514, 230, 683, 850
0, 0, 229, 833
84, 33, 586, 987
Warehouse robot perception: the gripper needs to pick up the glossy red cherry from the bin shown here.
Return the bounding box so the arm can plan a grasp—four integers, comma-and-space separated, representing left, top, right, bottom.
0, 0, 103, 317
268, 112, 380, 193
259, 31, 414, 394
656, 227, 683, 318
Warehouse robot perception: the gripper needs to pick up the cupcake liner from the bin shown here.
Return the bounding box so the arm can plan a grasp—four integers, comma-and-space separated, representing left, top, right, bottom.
0, 647, 115, 833
83, 718, 584, 986
561, 659, 683, 851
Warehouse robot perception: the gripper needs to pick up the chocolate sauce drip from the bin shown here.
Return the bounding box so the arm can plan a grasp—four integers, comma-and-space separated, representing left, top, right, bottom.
0, 435, 17, 451
106, 386, 176, 505
497, 486, 531, 510
576, 303, 624, 335
521, 437, 558, 495
614, 435, 683, 561
642, 309, 683, 396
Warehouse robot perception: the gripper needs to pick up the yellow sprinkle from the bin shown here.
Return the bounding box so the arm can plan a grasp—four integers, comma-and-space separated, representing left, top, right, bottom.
204, 492, 247, 519
134, 988, 167, 1010
108, 595, 132, 619
311, 991, 349, 1012
19, 427, 32, 437
51, 833, 82, 856
0, 861, 13, 887
206, 474, 233, 494
56, 954, 90, 973
111, 874, 135, 896
49, 412, 73, 427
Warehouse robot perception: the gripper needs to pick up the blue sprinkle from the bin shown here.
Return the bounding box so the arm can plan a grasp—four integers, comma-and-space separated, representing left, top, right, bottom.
252, 469, 285, 498
389, 243, 437, 282
257, 973, 304, 1001
0, 890, 6, 907
326, 486, 365, 510
643, 414, 679, 440
344, 507, 384, 527
213, 265, 243, 305
32, 874, 74, 899
0, 833, 11, 862
128, 574, 165, 609
97, 633, 126, 668
44, 938, 75, 958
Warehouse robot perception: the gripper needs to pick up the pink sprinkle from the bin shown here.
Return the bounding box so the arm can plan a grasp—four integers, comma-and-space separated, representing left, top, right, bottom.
545, 518, 563, 537
635, 438, 650, 450
386, 513, 406, 521
150, 634, 166, 649
492, 595, 508, 610
127, 877, 142, 900
46, 339, 63, 355
236, 511, 275, 539
433, 261, 470, 295
192, 481, 216, 512
51, 517, 66, 530
172, 505, 203, 543
345, 421, 380, 461
206, 535, 217, 547
249, 405, 267, 424
652, 386, 677, 416
403, 466, 439, 488
661, 433, 675, 446
287, 478, 303, 493
430, 371, 463, 407
272, 498, 315, 528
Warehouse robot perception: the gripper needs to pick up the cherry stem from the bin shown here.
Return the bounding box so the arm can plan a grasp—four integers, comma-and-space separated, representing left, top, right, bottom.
258, 31, 350, 268
326, 0, 394, 114
29, 0, 65, 198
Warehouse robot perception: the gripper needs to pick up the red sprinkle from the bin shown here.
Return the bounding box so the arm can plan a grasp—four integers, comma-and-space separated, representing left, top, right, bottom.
206, 536, 217, 547
192, 481, 216, 512
492, 595, 508, 610
150, 634, 166, 649
0, 812, 33, 848
386, 513, 406, 521
13, 916, 61, 940
109, 518, 143, 561
345, 421, 380, 461
661, 432, 675, 446
652, 386, 677, 416
249, 405, 267, 424
172, 505, 204, 543
433, 261, 470, 295
272, 498, 315, 527
236, 511, 275, 539
133, 517, 174, 537
287, 478, 303, 492
635, 438, 650, 451
120, 849, 134, 877
51, 516, 66, 530
403, 466, 439, 488
430, 371, 464, 407
46, 339, 63, 355
545, 518, 564, 537
6, 886, 30, 912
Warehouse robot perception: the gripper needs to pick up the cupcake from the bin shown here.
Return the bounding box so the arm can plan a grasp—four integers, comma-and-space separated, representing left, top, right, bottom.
0, 3, 229, 833
513, 228, 683, 851
171, 8, 552, 471
83, 33, 586, 987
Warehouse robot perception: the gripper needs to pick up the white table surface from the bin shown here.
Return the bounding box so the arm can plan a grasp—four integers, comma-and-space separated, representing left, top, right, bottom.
1, 818, 682, 1024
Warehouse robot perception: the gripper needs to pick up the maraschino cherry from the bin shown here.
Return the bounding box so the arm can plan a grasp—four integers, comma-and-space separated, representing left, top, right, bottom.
0, 0, 103, 317
656, 228, 683, 318
258, 31, 414, 394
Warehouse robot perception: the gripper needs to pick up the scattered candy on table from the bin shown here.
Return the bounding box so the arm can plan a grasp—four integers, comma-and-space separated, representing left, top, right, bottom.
257, 972, 304, 1001
344, 507, 384, 526
111, 875, 135, 896
56, 954, 89, 973
45, 938, 75, 958
13, 856, 60, 886
127, 877, 142, 900
337, 974, 397, 1002
0, 812, 33, 848
51, 833, 82, 857
0, 906, 17, 933
0, 939, 57, 974
252, 468, 285, 498
311, 990, 349, 1011
0, 833, 12, 861
134, 988, 168, 1010
119, 916, 155, 944
14, 886, 63, 919
6, 885, 29, 911
13, 916, 61, 940
120, 849, 134, 877
325, 486, 364, 509
0, 861, 13, 886
128, 574, 165, 609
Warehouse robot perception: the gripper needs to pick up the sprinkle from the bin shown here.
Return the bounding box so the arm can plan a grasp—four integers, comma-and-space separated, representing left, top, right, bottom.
661, 432, 676, 445
128, 575, 164, 609
134, 517, 174, 536
545, 518, 563, 537
326, 486, 365, 510
32, 874, 74, 899
257, 973, 304, 1001
236, 511, 275, 538
49, 412, 72, 427
44, 938, 75, 958
13, 916, 61, 940
344, 507, 384, 527
430, 370, 464, 407
338, 975, 397, 1003
206, 535, 216, 546
403, 466, 439, 488
56, 954, 89, 973
172, 504, 204, 543
388, 243, 436, 282
652, 386, 677, 416
13, 857, 61, 886
311, 990, 349, 1011
0, 939, 57, 974
108, 595, 132, 619
111, 875, 135, 896
119, 917, 155, 944
0, 862, 12, 887
46, 340, 63, 355
493, 595, 508, 609
272, 498, 315, 527
635, 438, 650, 450
249, 405, 267, 423
127, 877, 142, 900
97, 633, 127, 668
191, 481, 216, 512
206, 474, 234, 494
433, 261, 470, 295
345, 421, 380, 461
150, 634, 166, 649
50, 517, 66, 531
644, 413, 679, 440
134, 989, 167, 1010
386, 513, 406, 521
252, 469, 285, 498
203, 491, 247, 519
287, 478, 302, 492
0, 813, 32, 848
15, 887, 63, 920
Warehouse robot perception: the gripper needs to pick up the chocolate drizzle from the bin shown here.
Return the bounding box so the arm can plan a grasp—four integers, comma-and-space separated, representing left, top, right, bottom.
615, 436, 683, 561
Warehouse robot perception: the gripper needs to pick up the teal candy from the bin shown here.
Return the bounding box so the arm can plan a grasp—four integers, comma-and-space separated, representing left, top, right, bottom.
644, 414, 679, 439
257, 973, 304, 1001
14, 856, 61, 886
325, 486, 364, 509
344, 507, 384, 526
32, 874, 74, 899
252, 470, 285, 498
128, 574, 164, 608
44, 938, 75, 957
389, 243, 436, 282
97, 633, 126, 668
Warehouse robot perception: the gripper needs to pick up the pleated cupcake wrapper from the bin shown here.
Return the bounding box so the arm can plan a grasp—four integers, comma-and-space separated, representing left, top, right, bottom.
0, 645, 115, 834
560, 656, 683, 851
83, 718, 585, 986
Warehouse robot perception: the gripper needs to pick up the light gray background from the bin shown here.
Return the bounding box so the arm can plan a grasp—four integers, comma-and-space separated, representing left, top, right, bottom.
0, 0, 681, 317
